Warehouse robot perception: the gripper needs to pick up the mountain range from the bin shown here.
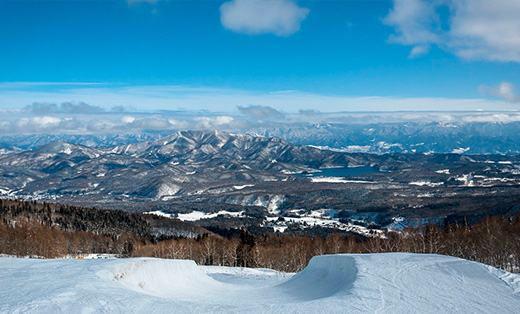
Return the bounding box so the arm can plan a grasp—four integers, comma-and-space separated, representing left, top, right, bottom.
2, 129, 520, 236
3, 121, 520, 154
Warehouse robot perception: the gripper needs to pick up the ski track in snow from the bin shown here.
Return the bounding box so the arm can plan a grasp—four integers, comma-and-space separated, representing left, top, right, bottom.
1, 253, 520, 313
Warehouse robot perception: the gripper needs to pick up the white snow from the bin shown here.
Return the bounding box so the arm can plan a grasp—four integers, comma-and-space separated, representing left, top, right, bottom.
144, 210, 173, 218
177, 210, 244, 221
155, 183, 180, 198
262, 211, 381, 237
280, 170, 300, 174
452, 147, 470, 154
307, 145, 373, 153
435, 169, 450, 174
478, 177, 520, 187
145, 210, 245, 221
311, 176, 344, 183
310, 177, 372, 184
455, 174, 476, 187
345, 145, 371, 152
1, 253, 520, 313
273, 225, 288, 233
266, 195, 284, 214
385, 217, 408, 230
233, 184, 255, 190
200, 265, 292, 287
377, 142, 403, 150
409, 181, 443, 187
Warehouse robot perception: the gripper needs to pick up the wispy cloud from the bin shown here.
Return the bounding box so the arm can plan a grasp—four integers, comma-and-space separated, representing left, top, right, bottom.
220, 0, 309, 36
383, 0, 442, 52
24, 102, 105, 115
479, 82, 520, 103
384, 0, 520, 63
0, 82, 515, 114
409, 45, 430, 58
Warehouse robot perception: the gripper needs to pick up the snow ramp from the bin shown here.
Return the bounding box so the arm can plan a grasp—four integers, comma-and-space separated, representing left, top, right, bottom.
274, 255, 357, 301
111, 258, 229, 300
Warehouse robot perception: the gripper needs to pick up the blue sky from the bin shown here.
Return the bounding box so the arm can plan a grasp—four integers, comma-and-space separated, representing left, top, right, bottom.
0, 0, 519, 115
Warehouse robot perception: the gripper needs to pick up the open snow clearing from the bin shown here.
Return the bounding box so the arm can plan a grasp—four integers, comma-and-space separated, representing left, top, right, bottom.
1, 253, 520, 313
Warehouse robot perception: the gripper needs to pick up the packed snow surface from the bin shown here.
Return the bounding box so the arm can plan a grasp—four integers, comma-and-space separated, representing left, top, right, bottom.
1, 253, 520, 313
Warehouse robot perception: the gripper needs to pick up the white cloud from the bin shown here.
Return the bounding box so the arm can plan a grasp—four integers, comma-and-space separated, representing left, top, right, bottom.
32, 116, 62, 126
480, 82, 520, 103
385, 0, 520, 63
383, 0, 442, 46
449, 0, 520, 62
214, 116, 235, 125
462, 113, 520, 123
4, 110, 520, 135
121, 116, 136, 124
220, 0, 309, 36
193, 116, 237, 129
409, 45, 430, 58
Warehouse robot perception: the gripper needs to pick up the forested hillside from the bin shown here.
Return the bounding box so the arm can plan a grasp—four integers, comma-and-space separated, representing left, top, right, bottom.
1, 199, 520, 273
0, 199, 208, 258
131, 216, 520, 272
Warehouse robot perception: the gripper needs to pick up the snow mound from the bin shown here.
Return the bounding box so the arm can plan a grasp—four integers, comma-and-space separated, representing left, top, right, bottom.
111, 258, 227, 300
486, 265, 520, 294
276, 255, 356, 301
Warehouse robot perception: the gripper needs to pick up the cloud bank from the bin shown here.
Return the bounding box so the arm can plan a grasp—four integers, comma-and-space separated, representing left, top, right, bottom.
24, 102, 105, 115
3, 109, 520, 136
237, 105, 284, 118
220, 0, 309, 36
385, 0, 520, 63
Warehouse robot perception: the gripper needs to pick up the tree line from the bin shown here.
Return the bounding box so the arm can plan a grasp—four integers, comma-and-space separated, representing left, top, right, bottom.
1, 199, 520, 273
129, 216, 520, 273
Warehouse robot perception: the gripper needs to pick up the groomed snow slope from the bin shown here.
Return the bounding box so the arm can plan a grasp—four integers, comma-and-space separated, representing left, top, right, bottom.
1, 253, 520, 313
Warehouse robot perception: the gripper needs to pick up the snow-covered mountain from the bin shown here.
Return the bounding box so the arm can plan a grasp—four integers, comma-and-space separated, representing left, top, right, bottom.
4, 121, 520, 154
0, 132, 172, 150
0, 130, 362, 200
1, 253, 519, 313
3, 129, 520, 235
249, 121, 520, 154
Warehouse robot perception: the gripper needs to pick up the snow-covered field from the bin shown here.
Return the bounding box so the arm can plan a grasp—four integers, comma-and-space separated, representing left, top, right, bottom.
262, 210, 382, 236
144, 210, 244, 221
1, 253, 520, 313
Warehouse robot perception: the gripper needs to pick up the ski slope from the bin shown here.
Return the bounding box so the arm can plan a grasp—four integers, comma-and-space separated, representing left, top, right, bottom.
1, 253, 520, 313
